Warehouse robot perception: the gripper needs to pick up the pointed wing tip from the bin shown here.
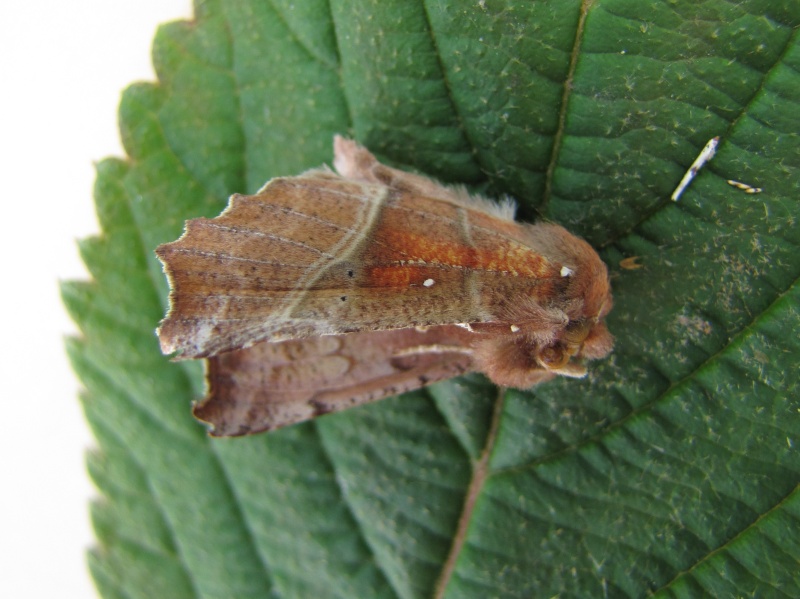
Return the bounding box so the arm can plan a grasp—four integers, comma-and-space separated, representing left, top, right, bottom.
193, 402, 225, 437
155, 323, 177, 356
156, 322, 209, 361
192, 397, 277, 437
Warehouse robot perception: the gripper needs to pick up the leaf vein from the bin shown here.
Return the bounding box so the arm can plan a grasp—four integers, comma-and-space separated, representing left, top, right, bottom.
120, 149, 277, 592
541, 0, 595, 213
650, 484, 800, 596
313, 422, 401, 599
433, 386, 506, 598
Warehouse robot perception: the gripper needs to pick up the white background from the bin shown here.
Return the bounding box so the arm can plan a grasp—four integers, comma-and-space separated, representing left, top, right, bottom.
0, 2, 192, 596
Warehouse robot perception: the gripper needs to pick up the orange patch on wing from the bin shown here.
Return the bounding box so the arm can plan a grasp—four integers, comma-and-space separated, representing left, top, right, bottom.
374, 228, 553, 278
363, 264, 436, 288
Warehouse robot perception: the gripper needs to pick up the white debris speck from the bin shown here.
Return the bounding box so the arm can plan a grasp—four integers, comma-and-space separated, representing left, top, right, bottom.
423, 278, 435, 287
727, 179, 762, 194
510, 325, 520, 333
560, 266, 574, 277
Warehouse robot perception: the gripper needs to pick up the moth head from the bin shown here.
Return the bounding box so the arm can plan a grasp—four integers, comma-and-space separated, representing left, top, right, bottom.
536, 227, 615, 376
475, 283, 613, 389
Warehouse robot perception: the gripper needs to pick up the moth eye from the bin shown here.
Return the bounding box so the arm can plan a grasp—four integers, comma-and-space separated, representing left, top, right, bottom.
538, 344, 570, 369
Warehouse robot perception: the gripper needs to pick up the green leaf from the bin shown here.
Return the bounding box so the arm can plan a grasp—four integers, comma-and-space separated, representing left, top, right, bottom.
64, 1, 800, 597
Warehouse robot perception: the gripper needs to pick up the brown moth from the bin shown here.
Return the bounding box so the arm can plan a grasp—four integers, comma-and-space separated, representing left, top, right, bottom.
156, 137, 613, 436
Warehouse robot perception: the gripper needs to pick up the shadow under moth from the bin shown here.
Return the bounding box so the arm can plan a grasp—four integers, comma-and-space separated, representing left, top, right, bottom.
156, 137, 613, 436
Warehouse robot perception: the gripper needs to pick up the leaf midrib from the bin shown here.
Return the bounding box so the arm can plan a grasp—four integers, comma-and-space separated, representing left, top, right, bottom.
541, 0, 595, 214
432, 387, 506, 599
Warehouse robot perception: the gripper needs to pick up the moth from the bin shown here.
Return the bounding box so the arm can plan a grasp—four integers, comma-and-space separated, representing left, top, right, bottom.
156, 137, 613, 436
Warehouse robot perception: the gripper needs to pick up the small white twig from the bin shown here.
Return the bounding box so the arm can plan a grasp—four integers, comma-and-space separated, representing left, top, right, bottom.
671, 136, 720, 201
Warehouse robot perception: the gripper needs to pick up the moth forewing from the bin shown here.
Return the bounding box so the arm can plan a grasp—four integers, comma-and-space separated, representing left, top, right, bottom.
156, 136, 614, 435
